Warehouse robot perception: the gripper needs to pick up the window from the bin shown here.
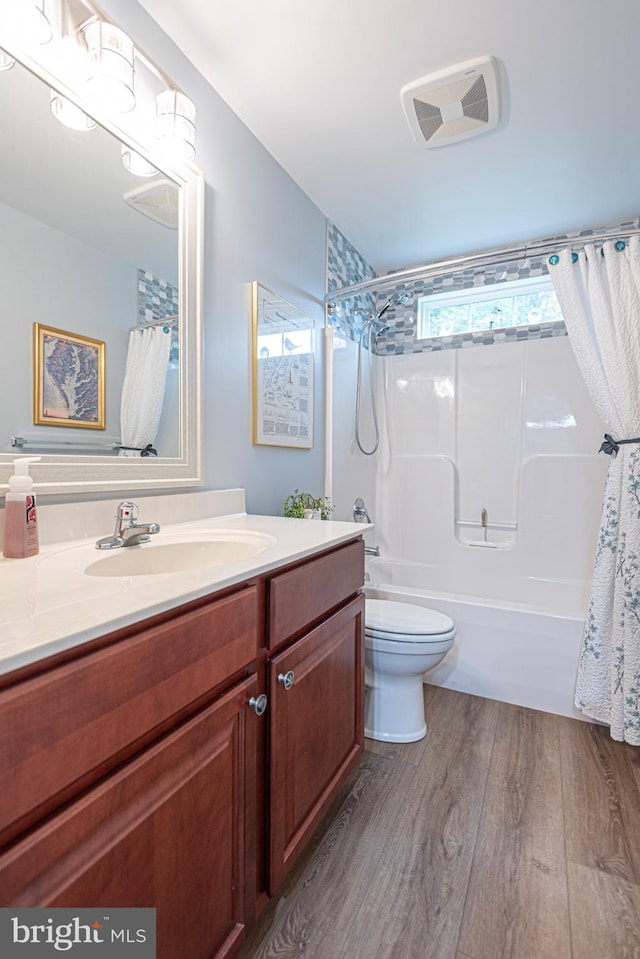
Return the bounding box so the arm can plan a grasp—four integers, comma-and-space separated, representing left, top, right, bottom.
416, 275, 563, 340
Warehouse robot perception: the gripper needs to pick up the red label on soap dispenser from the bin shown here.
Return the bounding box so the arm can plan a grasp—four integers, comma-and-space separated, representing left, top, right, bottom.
25, 493, 39, 553
26, 494, 37, 525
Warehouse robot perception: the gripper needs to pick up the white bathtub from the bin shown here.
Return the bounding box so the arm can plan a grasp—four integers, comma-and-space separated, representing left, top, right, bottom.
365, 558, 588, 721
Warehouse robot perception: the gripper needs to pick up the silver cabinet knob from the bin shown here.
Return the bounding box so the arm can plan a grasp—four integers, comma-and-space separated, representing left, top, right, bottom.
248, 693, 268, 716
277, 670, 295, 690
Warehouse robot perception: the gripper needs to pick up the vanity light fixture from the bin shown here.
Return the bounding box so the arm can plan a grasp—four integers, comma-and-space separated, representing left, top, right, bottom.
156, 89, 196, 163
84, 20, 135, 114
47, 29, 96, 131
0, 49, 15, 71
2, 0, 54, 47
121, 145, 158, 178
4, 0, 199, 163
22, 0, 54, 45
50, 89, 96, 130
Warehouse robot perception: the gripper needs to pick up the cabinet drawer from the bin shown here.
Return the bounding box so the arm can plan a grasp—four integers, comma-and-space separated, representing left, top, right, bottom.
268, 539, 364, 651
0, 585, 258, 844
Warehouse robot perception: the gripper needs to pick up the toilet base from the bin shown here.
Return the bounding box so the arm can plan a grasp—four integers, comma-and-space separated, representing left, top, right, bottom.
364, 674, 428, 744
364, 722, 426, 744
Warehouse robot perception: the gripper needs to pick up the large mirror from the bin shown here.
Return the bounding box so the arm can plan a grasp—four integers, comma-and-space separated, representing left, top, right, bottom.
0, 37, 203, 495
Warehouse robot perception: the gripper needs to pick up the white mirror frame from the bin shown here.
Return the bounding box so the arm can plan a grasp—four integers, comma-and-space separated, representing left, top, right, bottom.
0, 32, 203, 496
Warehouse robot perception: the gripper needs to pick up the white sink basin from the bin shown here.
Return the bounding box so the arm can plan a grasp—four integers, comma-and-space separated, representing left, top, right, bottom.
43, 529, 275, 578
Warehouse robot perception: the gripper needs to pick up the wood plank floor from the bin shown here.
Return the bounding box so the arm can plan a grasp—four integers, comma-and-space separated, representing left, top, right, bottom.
238, 686, 640, 959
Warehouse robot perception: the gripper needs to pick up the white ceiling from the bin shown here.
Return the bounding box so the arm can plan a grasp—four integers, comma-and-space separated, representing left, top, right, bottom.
138, 0, 640, 274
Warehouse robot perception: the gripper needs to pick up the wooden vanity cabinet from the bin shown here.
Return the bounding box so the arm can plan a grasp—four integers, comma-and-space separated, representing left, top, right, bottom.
267, 594, 364, 891
0, 536, 365, 957
0, 585, 262, 959
0, 585, 260, 847
266, 539, 365, 892
0, 675, 259, 959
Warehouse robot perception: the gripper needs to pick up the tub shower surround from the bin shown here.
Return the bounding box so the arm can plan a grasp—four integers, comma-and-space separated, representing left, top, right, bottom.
334, 334, 608, 719
373, 335, 606, 586
325, 219, 624, 719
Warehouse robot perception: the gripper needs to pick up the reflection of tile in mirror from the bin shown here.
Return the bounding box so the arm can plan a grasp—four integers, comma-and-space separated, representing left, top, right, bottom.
137, 269, 179, 367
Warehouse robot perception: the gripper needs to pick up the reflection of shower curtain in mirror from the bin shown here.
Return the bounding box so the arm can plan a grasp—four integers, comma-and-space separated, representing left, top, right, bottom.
119, 327, 171, 456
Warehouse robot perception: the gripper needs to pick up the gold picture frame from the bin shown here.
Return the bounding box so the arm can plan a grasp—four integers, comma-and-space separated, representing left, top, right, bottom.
251, 282, 314, 449
33, 323, 106, 430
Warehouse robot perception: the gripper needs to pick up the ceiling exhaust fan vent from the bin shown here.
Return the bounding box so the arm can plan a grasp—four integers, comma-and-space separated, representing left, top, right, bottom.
123, 179, 179, 229
401, 56, 500, 148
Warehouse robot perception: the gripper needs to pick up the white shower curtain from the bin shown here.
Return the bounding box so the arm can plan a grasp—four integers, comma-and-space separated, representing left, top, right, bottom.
119, 326, 171, 457
549, 237, 640, 743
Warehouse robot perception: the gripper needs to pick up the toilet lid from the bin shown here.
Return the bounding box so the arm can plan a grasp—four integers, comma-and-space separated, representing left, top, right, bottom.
365, 599, 454, 636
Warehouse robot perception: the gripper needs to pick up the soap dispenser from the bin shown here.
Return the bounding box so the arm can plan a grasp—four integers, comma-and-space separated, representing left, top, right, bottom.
3, 456, 41, 558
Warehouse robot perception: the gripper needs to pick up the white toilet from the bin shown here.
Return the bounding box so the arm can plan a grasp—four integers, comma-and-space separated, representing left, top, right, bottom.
364, 599, 456, 743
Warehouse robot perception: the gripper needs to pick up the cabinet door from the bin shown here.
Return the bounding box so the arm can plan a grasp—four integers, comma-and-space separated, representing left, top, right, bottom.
268, 595, 364, 892
0, 585, 258, 846
0, 676, 260, 959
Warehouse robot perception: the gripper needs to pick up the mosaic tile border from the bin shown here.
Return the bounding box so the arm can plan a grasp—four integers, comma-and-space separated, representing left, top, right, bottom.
378, 319, 567, 355
326, 222, 376, 342
326, 216, 640, 355
373, 254, 554, 354
137, 268, 179, 367
326, 222, 374, 293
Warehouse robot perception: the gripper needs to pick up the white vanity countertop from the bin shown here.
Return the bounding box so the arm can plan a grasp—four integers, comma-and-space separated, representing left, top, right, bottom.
0, 511, 368, 677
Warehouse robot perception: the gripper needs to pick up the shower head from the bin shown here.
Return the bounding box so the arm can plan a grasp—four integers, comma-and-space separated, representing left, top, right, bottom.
375, 291, 413, 321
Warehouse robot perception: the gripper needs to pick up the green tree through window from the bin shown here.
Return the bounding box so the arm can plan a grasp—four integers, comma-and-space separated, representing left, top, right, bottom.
417, 275, 562, 340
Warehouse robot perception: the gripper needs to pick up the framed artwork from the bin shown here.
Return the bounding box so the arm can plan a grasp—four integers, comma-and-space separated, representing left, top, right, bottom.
33, 323, 105, 429
251, 282, 314, 449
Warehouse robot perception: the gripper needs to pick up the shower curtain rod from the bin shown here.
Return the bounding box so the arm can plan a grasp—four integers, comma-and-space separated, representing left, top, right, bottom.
128, 314, 178, 332
324, 225, 640, 303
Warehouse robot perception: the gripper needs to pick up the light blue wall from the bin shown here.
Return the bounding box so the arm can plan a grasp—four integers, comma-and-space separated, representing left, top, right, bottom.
0, 200, 132, 450
102, 0, 328, 516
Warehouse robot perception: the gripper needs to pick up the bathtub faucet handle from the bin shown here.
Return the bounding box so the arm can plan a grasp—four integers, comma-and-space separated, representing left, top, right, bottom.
354, 497, 371, 523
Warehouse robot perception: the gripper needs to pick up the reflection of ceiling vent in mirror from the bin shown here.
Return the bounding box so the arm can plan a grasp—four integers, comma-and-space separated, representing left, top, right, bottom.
401, 56, 500, 148
123, 179, 179, 229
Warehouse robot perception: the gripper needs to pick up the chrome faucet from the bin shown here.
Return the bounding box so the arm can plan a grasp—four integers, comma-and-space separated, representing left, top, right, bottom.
95, 501, 160, 549
353, 498, 379, 554
353, 497, 371, 523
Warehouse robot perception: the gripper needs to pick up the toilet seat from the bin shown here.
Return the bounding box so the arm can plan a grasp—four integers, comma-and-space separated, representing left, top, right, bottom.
365, 598, 454, 642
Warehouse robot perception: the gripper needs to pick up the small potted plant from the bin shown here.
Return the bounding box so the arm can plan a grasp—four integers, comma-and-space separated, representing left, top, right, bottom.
284, 490, 334, 520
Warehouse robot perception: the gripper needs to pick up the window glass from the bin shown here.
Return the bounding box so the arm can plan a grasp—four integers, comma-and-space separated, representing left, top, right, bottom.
469, 296, 513, 330
417, 275, 561, 339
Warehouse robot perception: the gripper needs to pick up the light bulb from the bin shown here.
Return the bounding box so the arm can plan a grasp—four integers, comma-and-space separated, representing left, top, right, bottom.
50, 90, 96, 131
85, 21, 135, 114
156, 89, 196, 163
0, 49, 15, 71
121, 146, 158, 177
